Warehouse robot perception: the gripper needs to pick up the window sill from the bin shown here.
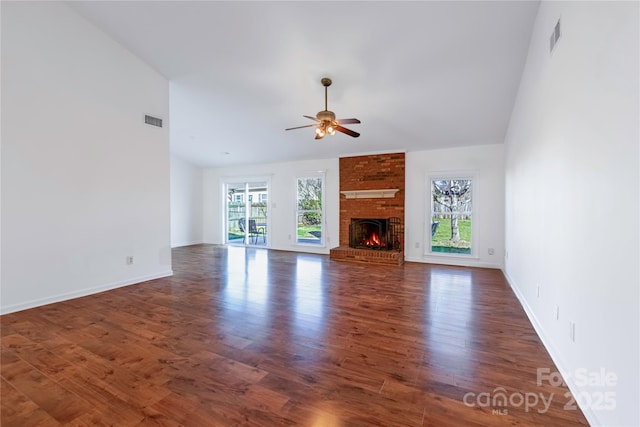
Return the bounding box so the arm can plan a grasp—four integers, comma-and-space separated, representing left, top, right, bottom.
424, 251, 478, 260
295, 242, 325, 248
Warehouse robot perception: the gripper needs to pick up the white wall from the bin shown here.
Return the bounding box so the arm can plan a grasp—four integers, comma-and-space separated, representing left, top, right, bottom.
202, 146, 504, 266
203, 158, 339, 254
171, 155, 203, 247
1, 2, 172, 314
405, 144, 505, 268
504, 2, 639, 426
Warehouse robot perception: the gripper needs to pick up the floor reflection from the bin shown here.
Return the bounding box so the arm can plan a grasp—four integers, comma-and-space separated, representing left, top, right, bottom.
426, 267, 473, 373
294, 256, 326, 338
223, 246, 270, 317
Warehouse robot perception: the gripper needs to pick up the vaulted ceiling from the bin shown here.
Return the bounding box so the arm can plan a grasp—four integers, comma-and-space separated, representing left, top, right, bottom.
69, 1, 539, 168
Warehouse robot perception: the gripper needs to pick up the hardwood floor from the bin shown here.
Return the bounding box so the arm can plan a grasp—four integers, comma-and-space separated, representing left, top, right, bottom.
1, 245, 588, 426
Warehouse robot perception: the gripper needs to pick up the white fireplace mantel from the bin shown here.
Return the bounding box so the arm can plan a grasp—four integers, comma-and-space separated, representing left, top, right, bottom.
340, 189, 399, 199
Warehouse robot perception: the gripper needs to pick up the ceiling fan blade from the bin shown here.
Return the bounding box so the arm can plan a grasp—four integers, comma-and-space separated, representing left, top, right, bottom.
337, 118, 361, 125
285, 124, 317, 131
336, 125, 360, 138
303, 115, 320, 122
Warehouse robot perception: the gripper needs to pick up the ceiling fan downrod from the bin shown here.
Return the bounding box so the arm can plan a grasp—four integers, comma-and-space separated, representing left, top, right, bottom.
321, 77, 332, 111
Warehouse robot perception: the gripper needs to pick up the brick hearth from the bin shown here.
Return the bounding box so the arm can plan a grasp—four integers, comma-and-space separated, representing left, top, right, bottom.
330, 152, 405, 264
329, 246, 403, 265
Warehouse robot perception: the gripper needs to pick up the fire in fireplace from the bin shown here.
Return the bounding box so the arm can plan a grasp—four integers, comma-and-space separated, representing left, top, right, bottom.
349, 217, 401, 250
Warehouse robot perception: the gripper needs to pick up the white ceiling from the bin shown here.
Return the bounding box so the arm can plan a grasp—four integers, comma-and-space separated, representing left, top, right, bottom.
69, 1, 539, 168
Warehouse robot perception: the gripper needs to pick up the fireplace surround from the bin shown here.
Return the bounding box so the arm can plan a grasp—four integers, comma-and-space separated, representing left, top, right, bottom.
349, 217, 401, 250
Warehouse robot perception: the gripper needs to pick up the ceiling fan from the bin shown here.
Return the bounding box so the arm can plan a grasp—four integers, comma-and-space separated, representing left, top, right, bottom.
285, 77, 361, 139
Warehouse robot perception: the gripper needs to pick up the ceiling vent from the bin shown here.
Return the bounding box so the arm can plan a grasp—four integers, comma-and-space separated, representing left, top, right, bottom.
549, 19, 561, 53
144, 115, 163, 128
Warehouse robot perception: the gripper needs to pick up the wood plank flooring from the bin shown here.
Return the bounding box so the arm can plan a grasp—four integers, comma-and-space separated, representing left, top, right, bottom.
1, 245, 589, 426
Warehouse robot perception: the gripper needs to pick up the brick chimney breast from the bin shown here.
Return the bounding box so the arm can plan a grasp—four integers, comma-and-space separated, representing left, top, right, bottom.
333, 153, 405, 264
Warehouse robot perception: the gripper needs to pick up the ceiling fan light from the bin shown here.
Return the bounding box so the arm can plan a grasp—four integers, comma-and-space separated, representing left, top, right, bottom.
328, 128, 336, 136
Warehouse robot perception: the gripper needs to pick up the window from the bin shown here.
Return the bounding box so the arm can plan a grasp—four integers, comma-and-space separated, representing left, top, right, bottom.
225, 180, 269, 246
296, 176, 324, 245
430, 178, 473, 255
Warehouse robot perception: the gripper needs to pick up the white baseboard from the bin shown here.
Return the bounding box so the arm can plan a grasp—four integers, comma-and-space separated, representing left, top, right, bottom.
502, 269, 600, 427
171, 240, 204, 248
0, 270, 174, 315
404, 255, 502, 269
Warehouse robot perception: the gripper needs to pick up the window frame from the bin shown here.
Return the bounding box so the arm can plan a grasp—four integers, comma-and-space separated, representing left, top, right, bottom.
295, 173, 326, 247
425, 172, 478, 258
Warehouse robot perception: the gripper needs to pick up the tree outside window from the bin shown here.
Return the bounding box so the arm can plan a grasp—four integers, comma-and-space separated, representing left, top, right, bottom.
431, 178, 472, 255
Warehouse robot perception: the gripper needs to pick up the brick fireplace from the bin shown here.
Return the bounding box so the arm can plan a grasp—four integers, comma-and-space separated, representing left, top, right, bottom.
330, 153, 405, 265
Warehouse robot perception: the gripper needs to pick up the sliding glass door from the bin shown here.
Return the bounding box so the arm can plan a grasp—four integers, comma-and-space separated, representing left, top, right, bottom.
225, 180, 269, 246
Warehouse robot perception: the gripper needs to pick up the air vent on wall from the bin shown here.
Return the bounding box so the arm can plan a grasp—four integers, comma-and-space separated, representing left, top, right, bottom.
550, 18, 561, 53
144, 115, 163, 128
